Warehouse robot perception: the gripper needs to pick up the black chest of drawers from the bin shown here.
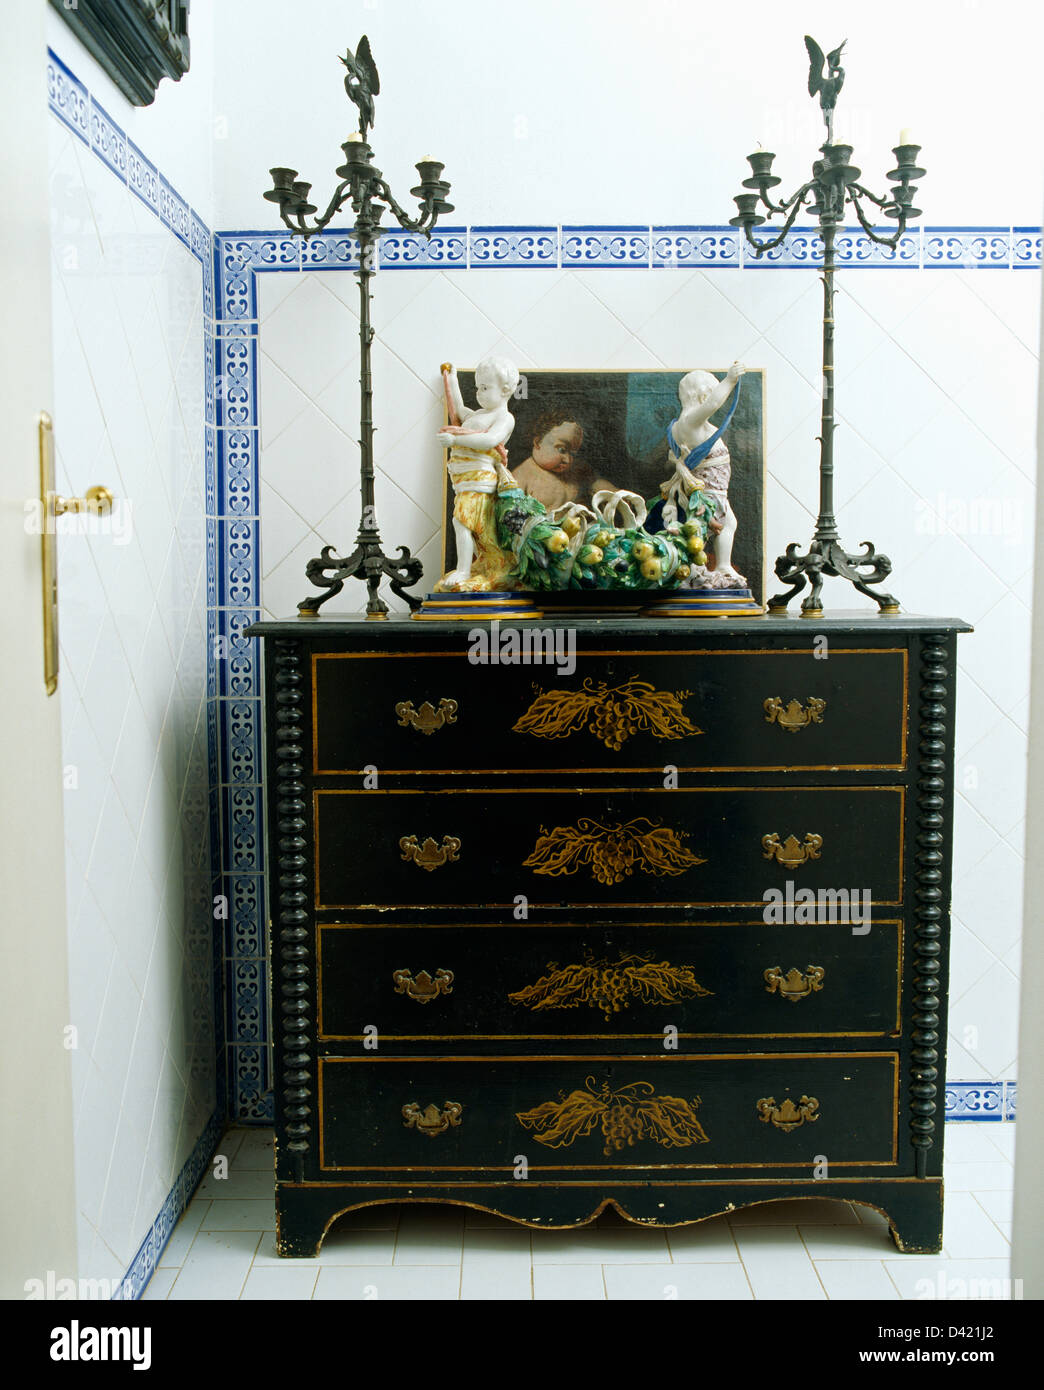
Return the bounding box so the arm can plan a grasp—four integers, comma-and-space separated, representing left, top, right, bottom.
247, 612, 969, 1256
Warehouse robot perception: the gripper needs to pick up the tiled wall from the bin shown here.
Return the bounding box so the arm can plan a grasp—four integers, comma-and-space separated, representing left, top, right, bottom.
208, 224, 1039, 1125
48, 50, 219, 1297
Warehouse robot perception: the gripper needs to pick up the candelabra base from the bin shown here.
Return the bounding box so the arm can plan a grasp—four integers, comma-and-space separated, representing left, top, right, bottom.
297, 537, 424, 621
412, 591, 546, 622
641, 587, 764, 619
766, 537, 900, 616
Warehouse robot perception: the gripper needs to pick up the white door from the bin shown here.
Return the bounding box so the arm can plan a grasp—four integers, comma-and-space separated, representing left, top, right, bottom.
0, 1, 78, 1297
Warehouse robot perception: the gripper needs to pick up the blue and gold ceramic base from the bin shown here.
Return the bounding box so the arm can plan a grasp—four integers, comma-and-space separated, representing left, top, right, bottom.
641, 587, 764, 618
413, 591, 546, 621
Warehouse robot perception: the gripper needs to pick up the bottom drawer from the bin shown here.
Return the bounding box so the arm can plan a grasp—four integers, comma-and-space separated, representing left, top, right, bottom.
317, 1053, 899, 1173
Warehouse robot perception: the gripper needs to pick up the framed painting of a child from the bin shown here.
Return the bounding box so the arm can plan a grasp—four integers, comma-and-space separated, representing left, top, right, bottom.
439, 367, 766, 604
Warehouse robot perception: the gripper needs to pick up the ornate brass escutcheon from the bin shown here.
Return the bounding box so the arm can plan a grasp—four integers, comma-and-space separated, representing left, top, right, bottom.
402, 1101, 463, 1137
763, 696, 826, 732
764, 965, 825, 1002
399, 834, 462, 871
392, 967, 454, 1003
757, 1096, 820, 1131
395, 697, 458, 735
762, 831, 823, 869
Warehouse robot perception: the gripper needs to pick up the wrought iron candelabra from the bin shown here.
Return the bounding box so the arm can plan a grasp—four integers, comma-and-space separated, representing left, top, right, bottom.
730, 36, 925, 616
264, 36, 453, 618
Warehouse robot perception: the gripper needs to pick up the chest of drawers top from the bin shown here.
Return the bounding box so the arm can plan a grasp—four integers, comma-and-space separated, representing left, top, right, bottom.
248, 611, 969, 782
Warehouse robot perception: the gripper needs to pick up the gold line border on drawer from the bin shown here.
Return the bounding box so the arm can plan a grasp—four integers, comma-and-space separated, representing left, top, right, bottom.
311, 647, 909, 775
315, 919, 904, 1041
312, 785, 906, 911
316, 1052, 899, 1172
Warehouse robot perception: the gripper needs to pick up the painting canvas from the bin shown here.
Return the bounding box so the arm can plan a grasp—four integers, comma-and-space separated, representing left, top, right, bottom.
440, 368, 766, 603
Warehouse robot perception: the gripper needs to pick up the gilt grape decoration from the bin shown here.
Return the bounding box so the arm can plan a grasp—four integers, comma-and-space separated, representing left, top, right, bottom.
509, 952, 712, 1020
523, 816, 706, 885
517, 1077, 709, 1158
513, 677, 700, 752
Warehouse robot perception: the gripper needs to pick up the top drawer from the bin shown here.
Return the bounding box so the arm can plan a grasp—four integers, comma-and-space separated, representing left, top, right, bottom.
311, 647, 908, 775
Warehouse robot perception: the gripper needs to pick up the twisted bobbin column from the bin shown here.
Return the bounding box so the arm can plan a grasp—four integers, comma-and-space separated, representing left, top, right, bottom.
273, 640, 313, 1179
910, 636, 950, 1177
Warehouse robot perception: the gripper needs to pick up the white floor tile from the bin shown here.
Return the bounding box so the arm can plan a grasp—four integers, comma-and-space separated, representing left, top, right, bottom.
800, 1224, 896, 1260
665, 1217, 741, 1262
941, 1192, 1010, 1258
731, 1227, 826, 1300
883, 1257, 1013, 1301
462, 1229, 533, 1267
240, 1265, 320, 1300
197, 1166, 276, 1199
815, 1261, 899, 1300
393, 1207, 465, 1266
141, 1267, 177, 1300
166, 1232, 262, 1300
973, 1189, 1013, 1235
531, 1229, 671, 1264
158, 1200, 209, 1268
224, 1128, 275, 1169
314, 1265, 459, 1300
604, 1264, 754, 1300
461, 1266, 532, 1300
533, 1265, 606, 1300
199, 1198, 276, 1231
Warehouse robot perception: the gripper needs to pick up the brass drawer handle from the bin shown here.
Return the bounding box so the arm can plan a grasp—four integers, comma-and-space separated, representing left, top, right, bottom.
403, 1101, 463, 1137
396, 698, 458, 734
400, 834, 461, 871
764, 965, 825, 1001
393, 967, 454, 1003
762, 832, 822, 869
757, 1096, 820, 1131
764, 696, 826, 732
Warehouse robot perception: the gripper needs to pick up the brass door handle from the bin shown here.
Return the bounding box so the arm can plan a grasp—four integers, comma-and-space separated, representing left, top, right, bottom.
37, 411, 114, 695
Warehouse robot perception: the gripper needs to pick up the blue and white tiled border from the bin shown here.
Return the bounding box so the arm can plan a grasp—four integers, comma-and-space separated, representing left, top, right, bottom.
51, 39, 1028, 1296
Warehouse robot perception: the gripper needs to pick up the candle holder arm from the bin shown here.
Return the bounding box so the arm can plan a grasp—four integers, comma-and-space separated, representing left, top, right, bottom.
849, 194, 908, 249
744, 187, 814, 256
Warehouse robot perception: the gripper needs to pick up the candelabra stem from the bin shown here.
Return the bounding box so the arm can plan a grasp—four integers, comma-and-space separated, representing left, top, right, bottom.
816, 220, 839, 543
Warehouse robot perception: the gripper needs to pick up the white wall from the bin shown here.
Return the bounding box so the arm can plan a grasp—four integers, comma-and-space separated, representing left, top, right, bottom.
46, 18, 215, 1287
214, 0, 1044, 228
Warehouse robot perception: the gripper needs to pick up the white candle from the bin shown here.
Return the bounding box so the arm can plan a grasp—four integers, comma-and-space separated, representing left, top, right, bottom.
900, 128, 914, 146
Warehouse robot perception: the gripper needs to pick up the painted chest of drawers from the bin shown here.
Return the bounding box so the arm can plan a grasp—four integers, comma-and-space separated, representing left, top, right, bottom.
247, 613, 969, 1256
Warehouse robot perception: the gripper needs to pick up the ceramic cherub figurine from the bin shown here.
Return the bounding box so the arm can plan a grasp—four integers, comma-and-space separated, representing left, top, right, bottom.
436, 357, 520, 591
659, 363, 746, 588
